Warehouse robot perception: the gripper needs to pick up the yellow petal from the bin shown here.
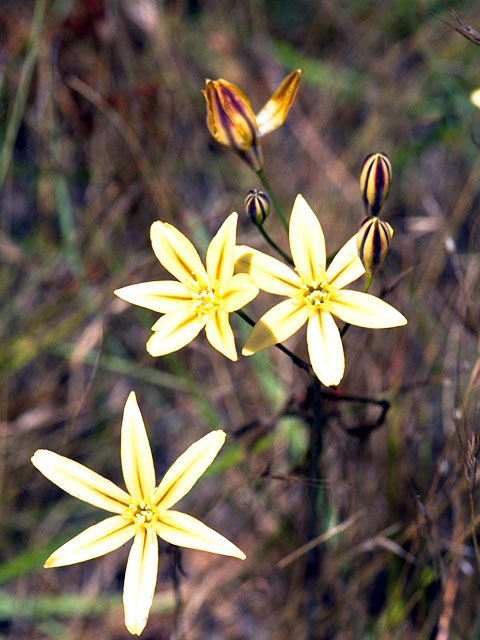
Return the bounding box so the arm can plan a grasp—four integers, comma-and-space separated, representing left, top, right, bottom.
44, 516, 134, 568
222, 273, 259, 312
242, 299, 308, 355
235, 245, 300, 296
205, 311, 237, 361
326, 233, 365, 289
289, 194, 326, 283
123, 528, 159, 636
151, 430, 226, 510
150, 221, 208, 286
203, 79, 257, 151
206, 212, 237, 288
154, 510, 246, 560
471, 88, 480, 109
306, 311, 345, 386
121, 392, 156, 503
31, 450, 130, 514
328, 290, 407, 328
114, 281, 192, 314
147, 312, 207, 356
256, 69, 302, 137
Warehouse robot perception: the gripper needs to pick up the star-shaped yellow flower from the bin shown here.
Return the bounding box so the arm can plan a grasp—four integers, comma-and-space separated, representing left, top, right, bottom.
203, 70, 301, 170
114, 213, 258, 361
236, 194, 407, 387
31, 392, 245, 636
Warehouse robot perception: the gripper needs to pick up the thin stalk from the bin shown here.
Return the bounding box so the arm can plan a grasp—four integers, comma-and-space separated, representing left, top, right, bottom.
306, 378, 323, 640
255, 222, 293, 265
236, 309, 311, 373
0, 0, 47, 190
257, 167, 289, 232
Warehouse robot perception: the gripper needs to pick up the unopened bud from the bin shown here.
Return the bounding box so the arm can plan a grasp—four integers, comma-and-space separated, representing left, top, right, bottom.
360, 152, 392, 216
245, 189, 270, 225
203, 79, 263, 171
356, 216, 393, 275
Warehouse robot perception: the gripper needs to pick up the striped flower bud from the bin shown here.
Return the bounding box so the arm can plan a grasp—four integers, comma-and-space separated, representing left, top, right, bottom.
245, 189, 270, 225
203, 70, 301, 172
356, 216, 393, 275
203, 79, 263, 171
360, 152, 392, 216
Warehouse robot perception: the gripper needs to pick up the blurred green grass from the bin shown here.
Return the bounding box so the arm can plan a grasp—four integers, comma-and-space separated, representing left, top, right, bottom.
2, 0, 480, 638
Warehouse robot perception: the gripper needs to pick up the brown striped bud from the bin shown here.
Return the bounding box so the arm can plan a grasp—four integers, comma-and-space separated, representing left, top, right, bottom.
203, 79, 263, 171
356, 216, 393, 275
245, 189, 270, 225
360, 152, 392, 216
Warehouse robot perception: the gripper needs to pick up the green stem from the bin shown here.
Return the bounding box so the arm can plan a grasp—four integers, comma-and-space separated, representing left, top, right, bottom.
236, 309, 311, 373
256, 223, 293, 265
0, 0, 47, 190
363, 273, 373, 293
256, 168, 289, 232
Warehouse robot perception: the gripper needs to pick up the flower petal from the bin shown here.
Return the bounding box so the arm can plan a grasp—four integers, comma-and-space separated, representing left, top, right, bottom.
154, 510, 246, 560
256, 69, 302, 137
242, 298, 308, 355
328, 290, 408, 328
151, 430, 226, 510
121, 392, 156, 503
150, 221, 208, 286
123, 528, 159, 636
31, 450, 130, 513
306, 311, 345, 386
44, 516, 134, 568
289, 194, 326, 283
235, 245, 300, 296
206, 212, 237, 288
222, 273, 259, 312
205, 311, 237, 361
326, 234, 365, 289
114, 281, 192, 314
147, 312, 207, 356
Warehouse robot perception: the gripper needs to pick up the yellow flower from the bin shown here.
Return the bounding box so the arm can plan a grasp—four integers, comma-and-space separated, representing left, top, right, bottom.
471, 88, 480, 109
203, 70, 301, 170
236, 195, 407, 387
114, 213, 258, 361
31, 392, 245, 636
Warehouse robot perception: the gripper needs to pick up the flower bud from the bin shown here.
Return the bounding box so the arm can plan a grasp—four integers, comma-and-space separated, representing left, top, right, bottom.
356, 216, 393, 275
360, 152, 392, 216
203, 79, 263, 171
245, 189, 270, 225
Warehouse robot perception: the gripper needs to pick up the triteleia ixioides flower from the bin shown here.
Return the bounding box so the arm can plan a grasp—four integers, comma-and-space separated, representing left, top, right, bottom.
31, 391, 245, 636
114, 213, 258, 361
235, 194, 407, 387
356, 215, 393, 275
203, 70, 301, 170
359, 152, 392, 216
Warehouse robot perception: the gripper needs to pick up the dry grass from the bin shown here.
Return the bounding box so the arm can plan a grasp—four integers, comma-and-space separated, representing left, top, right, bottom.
2, 0, 480, 638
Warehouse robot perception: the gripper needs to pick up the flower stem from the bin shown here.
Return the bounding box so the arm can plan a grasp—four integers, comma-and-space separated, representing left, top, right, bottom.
256, 167, 289, 232
255, 222, 294, 266
305, 378, 323, 639
236, 309, 311, 373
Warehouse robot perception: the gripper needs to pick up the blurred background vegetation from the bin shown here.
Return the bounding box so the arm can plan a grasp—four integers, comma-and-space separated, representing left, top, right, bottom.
2, 0, 480, 638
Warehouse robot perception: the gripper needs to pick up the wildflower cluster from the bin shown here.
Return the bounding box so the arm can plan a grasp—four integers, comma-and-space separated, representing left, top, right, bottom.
31, 69, 408, 635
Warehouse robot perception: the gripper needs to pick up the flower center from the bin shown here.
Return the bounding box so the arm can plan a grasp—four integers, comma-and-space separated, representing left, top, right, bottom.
300, 281, 335, 309
190, 280, 221, 315
124, 501, 158, 529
